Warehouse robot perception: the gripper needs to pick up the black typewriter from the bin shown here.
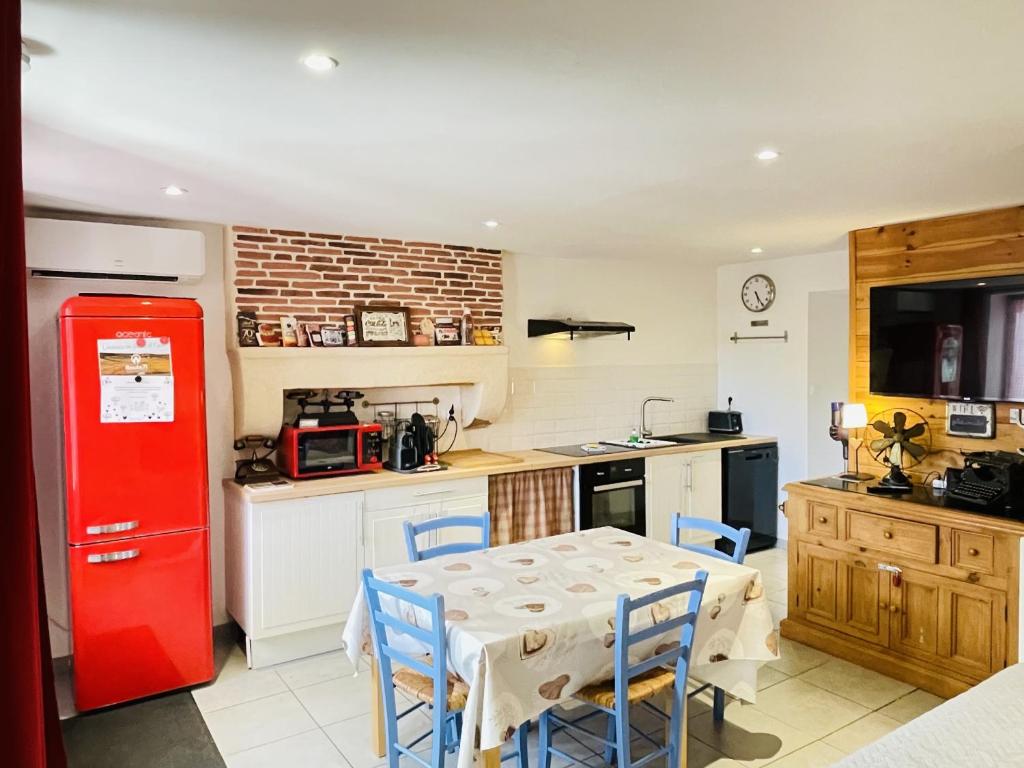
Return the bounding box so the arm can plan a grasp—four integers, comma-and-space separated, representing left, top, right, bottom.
946, 450, 1024, 516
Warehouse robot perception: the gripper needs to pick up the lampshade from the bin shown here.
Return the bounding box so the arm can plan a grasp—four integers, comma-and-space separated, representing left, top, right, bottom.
841, 403, 868, 429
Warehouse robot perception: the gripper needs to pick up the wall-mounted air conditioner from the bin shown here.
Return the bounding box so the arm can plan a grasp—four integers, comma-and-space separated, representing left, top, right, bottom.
25, 218, 206, 283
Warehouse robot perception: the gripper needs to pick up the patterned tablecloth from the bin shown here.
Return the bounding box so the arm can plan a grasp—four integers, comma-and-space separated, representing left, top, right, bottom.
343, 527, 779, 767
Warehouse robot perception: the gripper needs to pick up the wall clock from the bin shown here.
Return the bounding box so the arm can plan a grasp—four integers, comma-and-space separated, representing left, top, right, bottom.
741, 274, 776, 312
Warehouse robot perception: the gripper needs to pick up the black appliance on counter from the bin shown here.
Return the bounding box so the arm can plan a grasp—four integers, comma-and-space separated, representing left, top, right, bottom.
386, 412, 442, 473
722, 443, 778, 553
577, 458, 646, 536
946, 450, 1024, 515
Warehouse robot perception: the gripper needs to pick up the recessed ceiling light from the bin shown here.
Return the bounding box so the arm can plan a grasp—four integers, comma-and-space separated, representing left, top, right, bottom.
977, 281, 987, 286
483, 220, 500, 229
303, 53, 338, 72
162, 185, 187, 196
750, 247, 763, 254
755, 149, 780, 161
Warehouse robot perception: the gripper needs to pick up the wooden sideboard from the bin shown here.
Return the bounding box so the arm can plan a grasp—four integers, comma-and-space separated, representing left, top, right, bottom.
781, 480, 1024, 698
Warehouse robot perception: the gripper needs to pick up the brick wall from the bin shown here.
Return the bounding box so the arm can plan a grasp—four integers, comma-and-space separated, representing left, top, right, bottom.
230, 225, 503, 327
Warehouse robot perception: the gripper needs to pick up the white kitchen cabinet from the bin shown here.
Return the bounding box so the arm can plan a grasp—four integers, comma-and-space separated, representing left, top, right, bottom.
645, 450, 722, 546
362, 503, 433, 569
363, 476, 489, 566
436, 493, 490, 549
225, 489, 363, 667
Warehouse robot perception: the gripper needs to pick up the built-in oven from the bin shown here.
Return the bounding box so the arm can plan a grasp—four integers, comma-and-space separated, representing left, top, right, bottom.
576, 458, 646, 536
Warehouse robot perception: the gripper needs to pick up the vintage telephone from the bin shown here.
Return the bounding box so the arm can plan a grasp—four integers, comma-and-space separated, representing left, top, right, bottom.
233, 435, 280, 484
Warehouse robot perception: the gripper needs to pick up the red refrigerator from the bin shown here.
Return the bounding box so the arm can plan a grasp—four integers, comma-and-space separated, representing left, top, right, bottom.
60, 295, 213, 711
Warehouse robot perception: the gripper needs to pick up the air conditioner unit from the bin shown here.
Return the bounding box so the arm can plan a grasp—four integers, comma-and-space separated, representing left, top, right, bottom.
25, 218, 206, 283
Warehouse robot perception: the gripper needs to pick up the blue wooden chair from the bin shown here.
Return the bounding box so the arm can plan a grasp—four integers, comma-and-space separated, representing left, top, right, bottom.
537, 571, 709, 768
670, 514, 752, 723
403, 513, 491, 562
361, 569, 528, 768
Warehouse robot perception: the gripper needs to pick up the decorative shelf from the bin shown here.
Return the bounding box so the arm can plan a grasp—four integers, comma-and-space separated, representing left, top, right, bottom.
228, 345, 509, 436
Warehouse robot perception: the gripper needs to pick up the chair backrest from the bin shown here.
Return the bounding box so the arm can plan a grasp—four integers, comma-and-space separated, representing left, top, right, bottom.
403, 513, 491, 562
361, 569, 449, 721
670, 514, 751, 564
612, 571, 709, 700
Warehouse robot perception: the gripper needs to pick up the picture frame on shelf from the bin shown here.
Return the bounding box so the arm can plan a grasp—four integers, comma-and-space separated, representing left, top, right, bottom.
354, 305, 411, 347
320, 324, 346, 346
434, 316, 461, 346
304, 322, 323, 346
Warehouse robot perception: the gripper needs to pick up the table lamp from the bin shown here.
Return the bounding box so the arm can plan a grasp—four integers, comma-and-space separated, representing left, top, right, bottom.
838, 403, 873, 480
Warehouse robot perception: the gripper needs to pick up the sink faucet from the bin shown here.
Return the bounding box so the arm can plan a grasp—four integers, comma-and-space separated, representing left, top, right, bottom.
641, 396, 675, 439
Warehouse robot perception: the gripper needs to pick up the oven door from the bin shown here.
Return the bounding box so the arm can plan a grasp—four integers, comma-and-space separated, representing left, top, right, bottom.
296, 428, 358, 475
583, 478, 646, 535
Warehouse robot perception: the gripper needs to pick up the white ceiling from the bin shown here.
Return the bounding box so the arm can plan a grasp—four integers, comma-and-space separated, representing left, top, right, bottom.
21, 0, 1024, 263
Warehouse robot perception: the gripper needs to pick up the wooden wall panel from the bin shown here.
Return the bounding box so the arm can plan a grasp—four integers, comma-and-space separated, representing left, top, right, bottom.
849, 205, 1024, 480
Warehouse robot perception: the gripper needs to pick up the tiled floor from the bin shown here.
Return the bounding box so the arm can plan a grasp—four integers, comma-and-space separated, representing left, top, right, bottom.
193, 546, 945, 767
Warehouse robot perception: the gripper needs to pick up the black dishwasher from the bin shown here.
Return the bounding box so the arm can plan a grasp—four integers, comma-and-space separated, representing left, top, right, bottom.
722, 443, 778, 553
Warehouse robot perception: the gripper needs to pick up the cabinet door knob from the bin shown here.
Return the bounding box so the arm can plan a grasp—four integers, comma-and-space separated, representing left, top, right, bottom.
883, 531, 893, 539
968, 547, 980, 556
890, 604, 899, 613
817, 516, 828, 524
878, 601, 888, 610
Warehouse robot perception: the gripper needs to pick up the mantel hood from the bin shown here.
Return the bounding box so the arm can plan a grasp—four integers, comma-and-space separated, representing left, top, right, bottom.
228, 346, 509, 437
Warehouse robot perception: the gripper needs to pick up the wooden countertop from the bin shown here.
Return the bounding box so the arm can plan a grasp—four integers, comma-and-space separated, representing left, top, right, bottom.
225, 435, 777, 503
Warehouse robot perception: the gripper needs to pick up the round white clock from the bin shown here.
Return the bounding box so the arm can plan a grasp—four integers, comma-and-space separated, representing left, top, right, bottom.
741, 274, 776, 312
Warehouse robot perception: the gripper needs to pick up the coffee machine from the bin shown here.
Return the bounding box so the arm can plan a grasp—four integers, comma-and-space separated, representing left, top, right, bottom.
386, 412, 442, 473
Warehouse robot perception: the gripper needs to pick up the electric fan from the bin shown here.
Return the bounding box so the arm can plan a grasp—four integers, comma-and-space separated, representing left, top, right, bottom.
865, 409, 931, 490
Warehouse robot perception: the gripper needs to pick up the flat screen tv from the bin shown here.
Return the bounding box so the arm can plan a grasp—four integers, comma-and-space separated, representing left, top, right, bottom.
870, 274, 1024, 402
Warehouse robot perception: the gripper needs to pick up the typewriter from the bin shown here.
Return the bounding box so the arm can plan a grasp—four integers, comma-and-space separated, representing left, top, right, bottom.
946, 450, 1024, 516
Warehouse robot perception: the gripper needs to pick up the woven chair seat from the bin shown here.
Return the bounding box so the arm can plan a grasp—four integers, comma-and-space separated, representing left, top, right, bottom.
393, 667, 470, 711
575, 667, 677, 709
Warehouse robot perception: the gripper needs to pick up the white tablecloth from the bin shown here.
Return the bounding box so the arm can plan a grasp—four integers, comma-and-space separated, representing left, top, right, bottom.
343, 527, 779, 767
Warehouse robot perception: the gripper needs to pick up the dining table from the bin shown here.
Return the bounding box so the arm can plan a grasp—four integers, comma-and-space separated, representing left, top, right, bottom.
342, 527, 780, 768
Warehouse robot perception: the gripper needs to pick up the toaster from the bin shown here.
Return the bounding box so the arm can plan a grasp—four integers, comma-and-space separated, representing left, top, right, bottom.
708, 410, 743, 434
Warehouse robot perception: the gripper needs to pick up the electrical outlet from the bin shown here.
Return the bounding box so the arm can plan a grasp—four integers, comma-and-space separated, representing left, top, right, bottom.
1011, 408, 1023, 429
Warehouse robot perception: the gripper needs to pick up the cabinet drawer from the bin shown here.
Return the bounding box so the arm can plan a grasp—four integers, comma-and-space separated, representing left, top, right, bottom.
951, 530, 995, 575
808, 501, 838, 538
846, 509, 937, 564
364, 477, 488, 512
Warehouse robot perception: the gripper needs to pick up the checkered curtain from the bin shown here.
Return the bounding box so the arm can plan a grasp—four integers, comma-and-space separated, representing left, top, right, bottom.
488, 468, 574, 545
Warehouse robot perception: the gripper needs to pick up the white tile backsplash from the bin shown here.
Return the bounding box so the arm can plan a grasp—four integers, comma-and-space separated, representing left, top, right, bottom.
464, 363, 717, 451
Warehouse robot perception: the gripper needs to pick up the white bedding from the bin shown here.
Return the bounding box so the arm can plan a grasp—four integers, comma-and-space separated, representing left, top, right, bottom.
834, 663, 1024, 767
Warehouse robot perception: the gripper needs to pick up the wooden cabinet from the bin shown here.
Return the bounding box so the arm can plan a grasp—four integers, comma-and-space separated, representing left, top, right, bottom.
783, 482, 1021, 698
797, 543, 889, 646
646, 450, 722, 545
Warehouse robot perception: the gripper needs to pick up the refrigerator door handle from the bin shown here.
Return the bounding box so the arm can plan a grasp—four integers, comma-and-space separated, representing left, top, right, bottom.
86, 549, 141, 564
86, 520, 140, 535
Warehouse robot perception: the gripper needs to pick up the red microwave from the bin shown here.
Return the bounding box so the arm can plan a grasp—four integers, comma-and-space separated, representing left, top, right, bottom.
278, 423, 383, 479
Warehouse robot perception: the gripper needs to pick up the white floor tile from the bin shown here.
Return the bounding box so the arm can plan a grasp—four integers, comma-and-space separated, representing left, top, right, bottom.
203, 691, 318, 755
763, 740, 845, 767
225, 729, 351, 768
798, 658, 914, 710
757, 664, 789, 691
294, 673, 374, 727
877, 689, 945, 724
751, 679, 870, 739
766, 638, 830, 677
324, 710, 431, 768
822, 712, 901, 754
276, 651, 356, 691
193, 666, 288, 714
689, 703, 816, 768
